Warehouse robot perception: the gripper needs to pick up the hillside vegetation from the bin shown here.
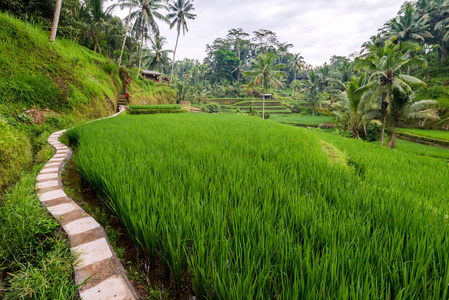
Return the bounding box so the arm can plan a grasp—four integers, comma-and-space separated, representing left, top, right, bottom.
0, 13, 175, 191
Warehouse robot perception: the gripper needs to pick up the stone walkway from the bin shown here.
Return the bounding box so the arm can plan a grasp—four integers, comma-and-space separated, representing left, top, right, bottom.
36, 108, 139, 299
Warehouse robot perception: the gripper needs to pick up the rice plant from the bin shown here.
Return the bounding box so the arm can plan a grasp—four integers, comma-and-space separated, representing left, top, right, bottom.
67, 114, 449, 299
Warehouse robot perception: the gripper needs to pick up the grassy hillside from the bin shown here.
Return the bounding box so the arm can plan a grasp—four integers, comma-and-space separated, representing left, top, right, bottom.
0, 12, 123, 191
126, 68, 176, 105
0, 13, 176, 191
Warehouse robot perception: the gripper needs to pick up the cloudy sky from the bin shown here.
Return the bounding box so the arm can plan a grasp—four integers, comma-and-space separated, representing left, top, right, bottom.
113, 0, 406, 67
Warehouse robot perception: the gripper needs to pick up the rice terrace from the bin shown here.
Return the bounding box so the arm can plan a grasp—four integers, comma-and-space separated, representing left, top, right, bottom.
2, 0, 449, 299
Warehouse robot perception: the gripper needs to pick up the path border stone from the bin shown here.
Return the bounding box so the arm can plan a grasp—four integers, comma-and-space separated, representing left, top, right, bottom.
36, 107, 139, 299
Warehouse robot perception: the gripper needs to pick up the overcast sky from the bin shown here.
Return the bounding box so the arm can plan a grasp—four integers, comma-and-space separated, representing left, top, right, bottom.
112, 0, 406, 67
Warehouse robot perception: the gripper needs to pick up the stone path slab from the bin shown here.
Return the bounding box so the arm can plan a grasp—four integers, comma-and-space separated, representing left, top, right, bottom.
36, 116, 139, 299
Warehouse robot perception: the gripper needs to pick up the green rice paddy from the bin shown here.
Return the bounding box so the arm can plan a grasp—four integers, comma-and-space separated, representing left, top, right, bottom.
397, 128, 449, 141
67, 114, 449, 299
270, 114, 335, 126
129, 104, 181, 110
394, 138, 449, 160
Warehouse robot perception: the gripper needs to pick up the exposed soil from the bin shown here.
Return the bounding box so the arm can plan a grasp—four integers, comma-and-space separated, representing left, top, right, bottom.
26, 108, 60, 125
61, 159, 195, 300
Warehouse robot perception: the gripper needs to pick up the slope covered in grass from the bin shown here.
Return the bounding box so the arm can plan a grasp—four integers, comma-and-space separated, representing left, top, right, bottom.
68, 114, 449, 298
0, 12, 125, 190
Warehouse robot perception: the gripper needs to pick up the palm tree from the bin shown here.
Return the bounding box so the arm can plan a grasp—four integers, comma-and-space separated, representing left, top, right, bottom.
382, 3, 433, 44
290, 80, 302, 100
79, 0, 108, 53
231, 60, 246, 82
117, 0, 167, 77
49, 0, 62, 43
167, 0, 196, 80
142, 34, 172, 72
422, 0, 449, 65
301, 70, 322, 116
388, 88, 439, 148
356, 38, 427, 146
244, 52, 286, 119
291, 53, 305, 80
332, 74, 380, 139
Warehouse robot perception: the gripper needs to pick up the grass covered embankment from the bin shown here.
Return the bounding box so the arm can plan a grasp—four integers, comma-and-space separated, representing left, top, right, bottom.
0, 11, 123, 191
126, 69, 176, 105
68, 114, 449, 298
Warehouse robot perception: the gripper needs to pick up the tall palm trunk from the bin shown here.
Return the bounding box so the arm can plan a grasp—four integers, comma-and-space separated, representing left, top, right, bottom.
49, 0, 62, 43
388, 114, 399, 148
171, 29, 181, 80
262, 79, 268, 120
380, 100, 389, 146
118, 0, 133, 67
137, 30, 144, 79
441, 34, 447, 66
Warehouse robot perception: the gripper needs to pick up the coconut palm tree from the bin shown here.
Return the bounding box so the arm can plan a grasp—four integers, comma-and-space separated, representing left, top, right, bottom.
388, 88, 439, 148
301, 70, 322, 116
167, 0, 196, 80
115, 0, 168, 77
244, 52, 286, 119
355, 38, 427, 146
79, 0, 108, 53
382, 3, 433, 44
291, 53, 305, 80
332, 74, 380, 139
142, 34, 172, 72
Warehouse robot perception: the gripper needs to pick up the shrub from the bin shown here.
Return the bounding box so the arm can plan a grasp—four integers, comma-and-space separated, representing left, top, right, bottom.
290, 103, 301, 113
204, 102, 221, 113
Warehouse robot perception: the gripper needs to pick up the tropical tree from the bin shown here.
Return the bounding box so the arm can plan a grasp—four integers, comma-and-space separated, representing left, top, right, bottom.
117, 0, 167, 77
332, 74, 380, 139
291, 53, 305, 80
382, 3, 433, 44
421, 0, 449, 65
356, 38, 427, 146
231, 60, 246, 82
142, 34, 172, 72
167, 0, 196, 80
301, 70, 322, 116
290, 79, 302, 100
244, 52, 286, 119
82, 0, 109, 53
388, 88, 439, 147
226, 28, 250, 60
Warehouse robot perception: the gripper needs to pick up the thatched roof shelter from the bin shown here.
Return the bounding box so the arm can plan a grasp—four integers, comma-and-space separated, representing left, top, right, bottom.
142, 70, 161, 82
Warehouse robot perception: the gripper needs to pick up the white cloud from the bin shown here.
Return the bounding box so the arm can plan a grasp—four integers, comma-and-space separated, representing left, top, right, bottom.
112, 0, 405, 67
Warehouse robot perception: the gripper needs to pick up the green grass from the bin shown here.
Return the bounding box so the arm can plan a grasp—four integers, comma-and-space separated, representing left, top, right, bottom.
68, 114, 449, 299
0, 12, 121, 115
394, 138, 449, 160
397, 128, 449, 141
129, 104, 181, 110
0, 168, 78, 299
270, 114, 335, 126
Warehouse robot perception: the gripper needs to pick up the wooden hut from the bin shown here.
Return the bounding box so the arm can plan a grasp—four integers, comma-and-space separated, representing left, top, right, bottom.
142, 70, 161, 82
